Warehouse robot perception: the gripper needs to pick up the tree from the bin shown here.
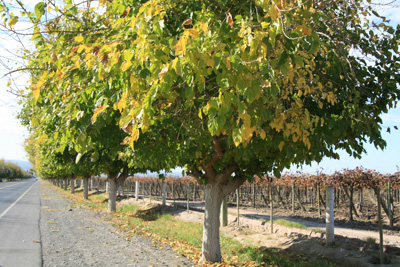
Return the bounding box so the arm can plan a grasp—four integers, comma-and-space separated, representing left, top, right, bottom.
99, 0, 399, 262
6, 0, 400, 263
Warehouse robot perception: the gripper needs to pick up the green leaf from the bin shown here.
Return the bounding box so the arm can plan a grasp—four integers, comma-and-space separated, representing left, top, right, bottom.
9, 16, 18, 28
208, 117, 218, 136
34, 2, 46, 21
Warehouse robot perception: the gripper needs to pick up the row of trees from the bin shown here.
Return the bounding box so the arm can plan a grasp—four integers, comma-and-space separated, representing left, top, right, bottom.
0, 159, 32, 180
2, 0, 399, 263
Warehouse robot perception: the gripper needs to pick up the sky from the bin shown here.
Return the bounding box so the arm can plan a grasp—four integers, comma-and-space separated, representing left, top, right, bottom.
0, 1, 399, 175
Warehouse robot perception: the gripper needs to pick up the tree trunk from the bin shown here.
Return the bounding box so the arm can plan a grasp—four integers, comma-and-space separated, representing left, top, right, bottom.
63, 177, 68, 191
70, 177, 75, 194
108, 177, 117, 212
83, 176, 89, 200
326, 186, 335, 246
107, 172, 129, 212
202, 184, 225, 262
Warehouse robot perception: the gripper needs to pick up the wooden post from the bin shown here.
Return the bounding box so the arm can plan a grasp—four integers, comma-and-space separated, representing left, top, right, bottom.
236, 188, 240, 226
149, 182, 152, 203
221, 197, 228, 227
349, 186, 354, 221
253, 182, 256, 208
317, 184, 321, 217
377, 187, 384, 265
135, 181, 139, 201
292, 183, 295, 214
162, 181, 167, 206
388, 179, 393, 226
172, 181, 175, 205
270, 183, 274, 234
187, 183, 190, 213
142, 181, 145, 202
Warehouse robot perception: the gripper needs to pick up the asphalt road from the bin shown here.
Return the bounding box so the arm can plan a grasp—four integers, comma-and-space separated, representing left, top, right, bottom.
0, 179, 42, 267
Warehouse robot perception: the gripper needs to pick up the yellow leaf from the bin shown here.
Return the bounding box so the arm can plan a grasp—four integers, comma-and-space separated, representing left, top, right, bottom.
121, 61, 132, 71
199, 22, 208, 34
74, 35, 84, 43
184, 28, 200, 39
278, 141, 285, 151
9, 17, 18, 28
226, 56, 231, 70
32, 87, 40, 102
269, 5, 280, 21
206, 57, 214, 67
91, 105, 109, 123
116, 93, 127, 112
175, 37, 187, 56
227, 12, 234, 28
260, 129, 266, 139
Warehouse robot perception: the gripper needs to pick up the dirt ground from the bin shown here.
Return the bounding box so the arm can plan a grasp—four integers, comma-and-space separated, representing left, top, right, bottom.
122, 195, 400, 267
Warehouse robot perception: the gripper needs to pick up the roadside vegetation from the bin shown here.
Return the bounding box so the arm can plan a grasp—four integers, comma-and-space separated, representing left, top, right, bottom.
49, 181, 334, 267
0, 158, 33, 181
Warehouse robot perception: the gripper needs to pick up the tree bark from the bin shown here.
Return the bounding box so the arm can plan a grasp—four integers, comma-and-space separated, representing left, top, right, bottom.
108, 172, 129, 212
83, 176, 89, 200
63, 177, 68, 191
108, 177, 117, 212
200, 174, 245, 263
70, 176, 75, 194
326, 186, 335, 246
202, 184, 224, 262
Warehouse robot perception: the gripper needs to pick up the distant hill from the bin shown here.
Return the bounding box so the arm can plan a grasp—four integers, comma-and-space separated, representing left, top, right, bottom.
6, 160, 32, 171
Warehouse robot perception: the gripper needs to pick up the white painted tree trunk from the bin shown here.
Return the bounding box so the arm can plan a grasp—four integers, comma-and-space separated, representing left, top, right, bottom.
162, 182, 167, 206
106, 181, 109, 193
135, 181, 139, 201
326, 186, 335, 246
90, 178, 93, 191
108, 178, 117, 212
220, 197, 228, 227
202, 184, 224, 262
83, 177, 89, 200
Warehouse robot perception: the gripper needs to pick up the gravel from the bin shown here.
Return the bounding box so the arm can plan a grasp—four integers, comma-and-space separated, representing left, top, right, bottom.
40, 183, 194, 267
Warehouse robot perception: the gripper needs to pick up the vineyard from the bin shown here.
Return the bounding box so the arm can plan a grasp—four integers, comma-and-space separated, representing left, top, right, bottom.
51, 167, 400, 229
